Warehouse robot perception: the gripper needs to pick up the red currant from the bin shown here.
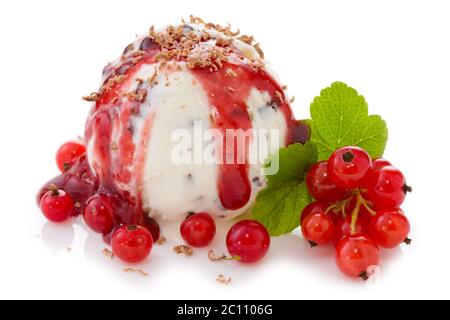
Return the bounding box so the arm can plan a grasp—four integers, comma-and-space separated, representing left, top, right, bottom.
142, 215, 161, 243
180, 213, 216, 248
333, 216, 368, 245
84, 194, 115, 235
372, 159, 392, 170
365, 166, 410, 210
362, 159, 392, 188
226, 220, 270, 263
300, 201, 329, 224
111, 225, 153, 263
36, 155, 97, 217
306, 161, 348, 203
56, 141, 86, 172
369, 209, 410, 248
328, 146, 372, 189
335, 235, 379, 280
40, 187, 74, 223
301, 212, 334, 246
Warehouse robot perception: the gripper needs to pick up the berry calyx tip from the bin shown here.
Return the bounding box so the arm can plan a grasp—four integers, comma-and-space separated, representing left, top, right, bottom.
342, 151, 355, 163
359, 272, 370, 281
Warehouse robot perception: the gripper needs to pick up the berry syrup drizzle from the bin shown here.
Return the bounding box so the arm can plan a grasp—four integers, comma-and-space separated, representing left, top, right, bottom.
193, 63, 299, 210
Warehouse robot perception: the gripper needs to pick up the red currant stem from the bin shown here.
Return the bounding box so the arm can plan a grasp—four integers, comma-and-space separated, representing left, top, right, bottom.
325, 196, 353, 218
340, 204, 347, 219
325, 203, 339, 215
360, 199, 377, 216
350, 192, 363, 235
49, 184, 60, 196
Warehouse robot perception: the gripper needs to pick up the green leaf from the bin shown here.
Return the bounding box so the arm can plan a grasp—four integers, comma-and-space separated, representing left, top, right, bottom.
264, 142, 318, 186
309, 82, 388, 160
251, 143, 317, 236
252, 181, 311, 237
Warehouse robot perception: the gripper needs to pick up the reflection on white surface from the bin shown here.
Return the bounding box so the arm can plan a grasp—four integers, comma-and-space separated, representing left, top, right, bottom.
35, 210, 406, 295
41, 221, 75, 253
77, 218, 272, 285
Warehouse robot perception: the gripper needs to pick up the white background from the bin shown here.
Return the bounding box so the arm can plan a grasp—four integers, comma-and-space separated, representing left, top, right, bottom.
0, 0, 449, 300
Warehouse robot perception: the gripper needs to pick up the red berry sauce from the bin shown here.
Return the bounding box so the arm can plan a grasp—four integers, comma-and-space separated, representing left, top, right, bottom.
193, 63, 297, 210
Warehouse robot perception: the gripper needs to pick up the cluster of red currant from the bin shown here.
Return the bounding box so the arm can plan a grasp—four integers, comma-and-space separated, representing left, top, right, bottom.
303, 146, 412, 280
39, 141, 152, 263
39, 141, 271, 265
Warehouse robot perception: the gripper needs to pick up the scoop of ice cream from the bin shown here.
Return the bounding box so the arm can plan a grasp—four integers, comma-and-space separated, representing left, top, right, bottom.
84, 18, 299, 221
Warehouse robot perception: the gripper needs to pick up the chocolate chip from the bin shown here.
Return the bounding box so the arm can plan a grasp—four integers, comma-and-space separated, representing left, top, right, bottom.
127, 123, 134, 134
183, 25, 194, 34
232, 108, 246, 117
102, 64, 114, 77
270, 101, 279, 111
193, 196, 204, 202
136, 79, 145, 91
258, 100, 280, 112
116, 61, 134, 75
252, 177, 263, 188
123, 44, 135, 55
139, 37, 159, 51
131, 105, 141, 115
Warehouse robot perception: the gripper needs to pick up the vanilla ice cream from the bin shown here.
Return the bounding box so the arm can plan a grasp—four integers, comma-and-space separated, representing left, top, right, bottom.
84, 18, 299, 221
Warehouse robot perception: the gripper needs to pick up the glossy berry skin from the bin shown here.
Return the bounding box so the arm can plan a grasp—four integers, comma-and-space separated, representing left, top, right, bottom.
302, 213, 334, 246
333, 216, 368, 245
40, 189, 74, 223
112, 225, 153, 263
369, 209, 410, 248
328, 146, 372, 189
36, 155, 97, 217
226, 220, 270, 263
180, 213, 216, 248
56, 141, 86, 172
335, 235, 379, 279
372, 159, 392, 170
365, 166, 408, 210
301, 201, 329, 224
142, 215, 161, 243
362, 159, 392, 188
306, 162, 348, 203
84, 194, 115, 235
